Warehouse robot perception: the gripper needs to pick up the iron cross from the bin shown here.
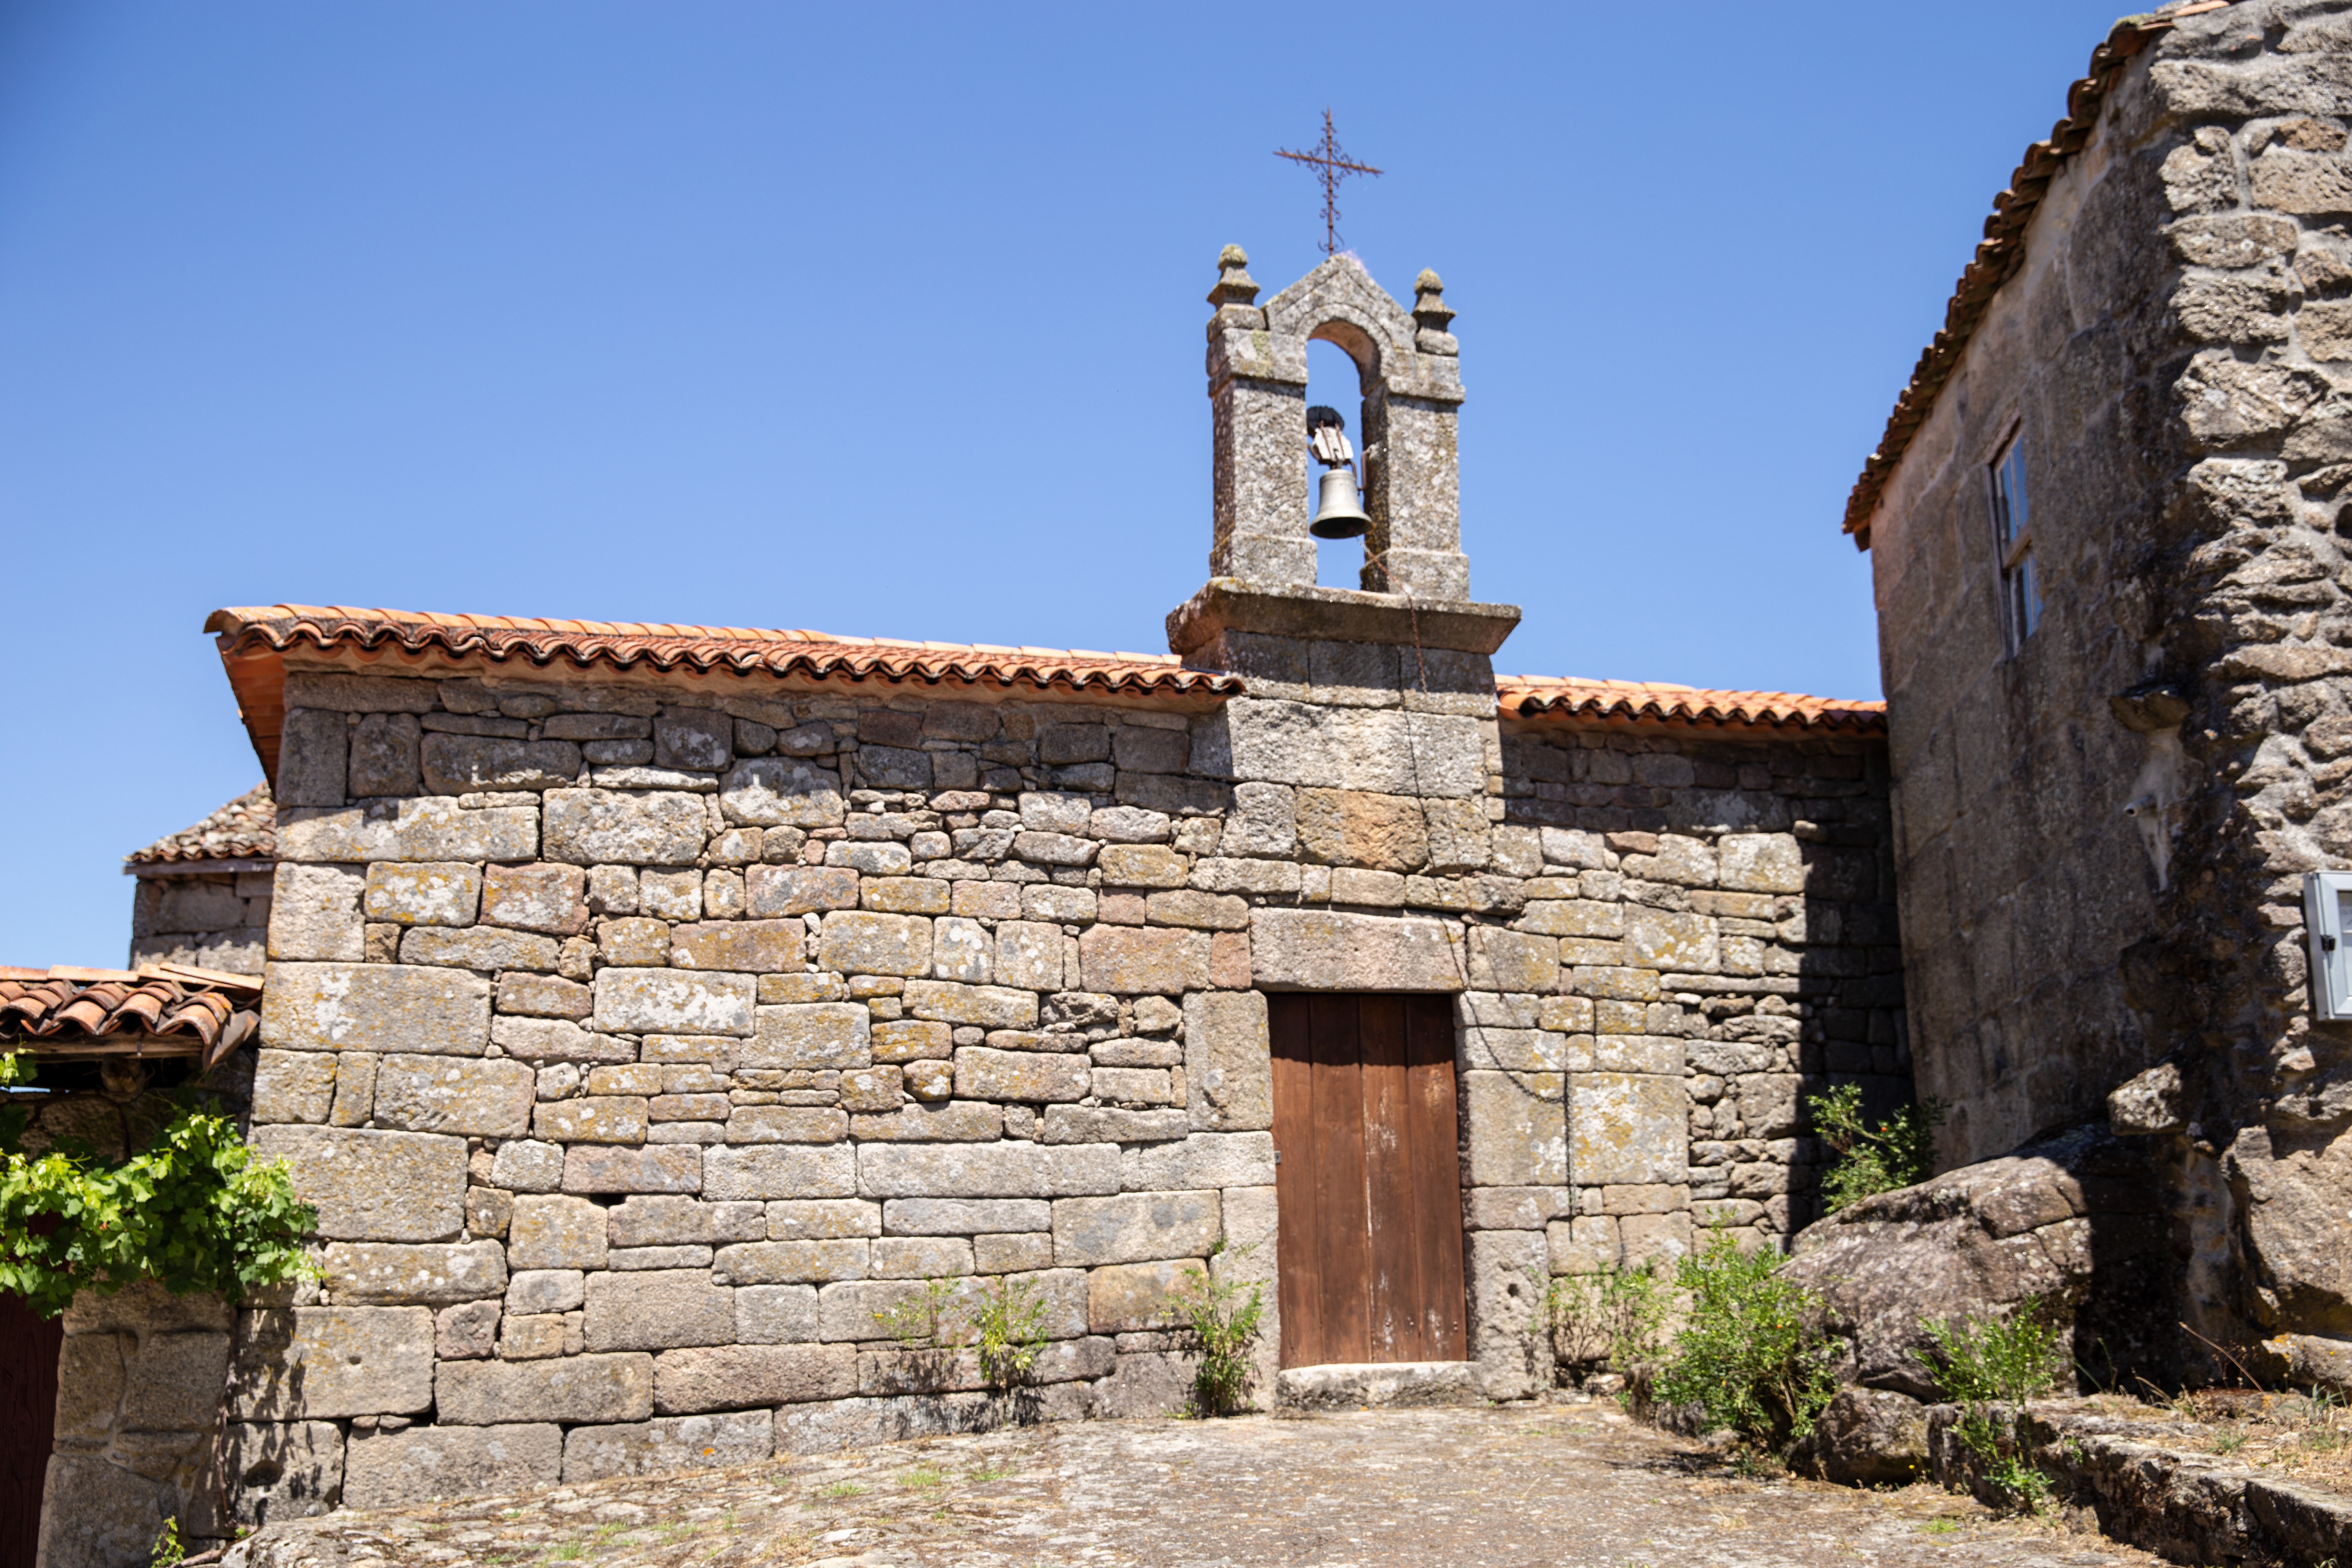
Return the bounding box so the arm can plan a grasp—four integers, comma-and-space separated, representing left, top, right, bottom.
1275, 110, 1382, 257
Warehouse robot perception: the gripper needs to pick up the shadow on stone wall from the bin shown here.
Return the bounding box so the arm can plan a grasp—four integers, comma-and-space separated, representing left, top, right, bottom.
1494, 726, 1909, 1246
1788, 823, 1911, 1236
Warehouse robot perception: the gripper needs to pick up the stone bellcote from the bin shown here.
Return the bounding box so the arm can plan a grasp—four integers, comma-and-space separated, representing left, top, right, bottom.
1174, 245, 1518, 669
1202, 246, 1470, 600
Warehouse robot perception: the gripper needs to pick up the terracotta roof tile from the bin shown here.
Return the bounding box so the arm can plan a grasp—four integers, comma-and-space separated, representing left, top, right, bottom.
205, 605, 1234, 692
125, 783, 275, 868
0, 965, 263, 1068
1497, 676, 1885, 734
1842, 0, 2234, 548
199, 608, 1877, 779
207, 604, 1245, 783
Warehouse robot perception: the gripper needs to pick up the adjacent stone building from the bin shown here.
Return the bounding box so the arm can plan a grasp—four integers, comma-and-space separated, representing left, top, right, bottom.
2, 966, 262, 1568
22, 248, 1905, 1556
1850, 0, 2352, 1386
124, 786, 277, 977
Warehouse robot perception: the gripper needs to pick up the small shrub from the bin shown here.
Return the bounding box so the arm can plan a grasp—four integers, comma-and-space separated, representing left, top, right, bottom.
150, 1518, 184, 1568
1654, 1231, 1841, 1452
872, 1277, 968, 1351
1919, 1296, 2066, 1512
1168, 1240, 1263, 1416
1534, 1259, 1671, 1401
1807, 1083, 1944, 1212
1920, 1298, 2065, 1414
967, 1275, 1048, 1390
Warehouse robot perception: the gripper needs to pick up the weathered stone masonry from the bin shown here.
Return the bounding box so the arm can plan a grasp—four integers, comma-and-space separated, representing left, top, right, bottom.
1857, 0, 2352, 1386
37, 250, 1905, 1553
178, 646, 1899, 1523
124, 784, 280, 977
1495, 711, 1905, 1261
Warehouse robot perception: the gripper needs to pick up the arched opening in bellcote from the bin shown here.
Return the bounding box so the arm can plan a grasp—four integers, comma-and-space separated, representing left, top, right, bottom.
1304, 323, 1381, 590
1200, 248, 1472, 605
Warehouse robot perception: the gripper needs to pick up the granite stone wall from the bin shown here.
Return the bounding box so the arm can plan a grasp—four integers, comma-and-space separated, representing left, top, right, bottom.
1496, 721, 1905, 1279
130, 869, 272, 975
1864, 0, 2352, 1380
39, 1284, 237, 1568
1865, 23, 2188, 1169
55, 652, 1903, 1526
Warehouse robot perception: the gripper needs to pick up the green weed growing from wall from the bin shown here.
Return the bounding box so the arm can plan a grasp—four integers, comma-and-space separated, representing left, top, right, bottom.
1169, 1241, 1264, 1416
1807, 1084, 1945, 1212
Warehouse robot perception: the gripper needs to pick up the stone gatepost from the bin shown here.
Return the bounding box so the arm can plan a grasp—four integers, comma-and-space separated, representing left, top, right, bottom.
37, 1282, 233, 1568
1180, 246, 1529, 1394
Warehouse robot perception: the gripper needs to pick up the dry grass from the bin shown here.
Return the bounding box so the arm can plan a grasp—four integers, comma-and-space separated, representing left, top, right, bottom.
2113, 1386, 2352, 1491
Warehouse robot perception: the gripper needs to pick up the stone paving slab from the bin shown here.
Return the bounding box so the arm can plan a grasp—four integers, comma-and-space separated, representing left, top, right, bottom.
230, 1405, 2162, 1568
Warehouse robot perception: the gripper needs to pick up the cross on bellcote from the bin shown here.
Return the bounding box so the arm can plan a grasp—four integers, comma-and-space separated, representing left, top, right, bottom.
1275, 109, 1381, 257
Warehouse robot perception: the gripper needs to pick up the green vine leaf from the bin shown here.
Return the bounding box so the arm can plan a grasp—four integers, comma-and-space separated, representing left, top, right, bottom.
0, 1050, 318, 1318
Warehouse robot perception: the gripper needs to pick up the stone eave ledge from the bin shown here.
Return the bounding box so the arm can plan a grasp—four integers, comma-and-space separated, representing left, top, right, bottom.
1930, 1397, 2352, 1562
1166, 579, 1522, 660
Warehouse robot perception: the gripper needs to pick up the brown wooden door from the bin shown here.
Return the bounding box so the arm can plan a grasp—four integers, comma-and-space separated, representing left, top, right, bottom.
1269, 993, 1467, 1367
1, 1293, 62, 1568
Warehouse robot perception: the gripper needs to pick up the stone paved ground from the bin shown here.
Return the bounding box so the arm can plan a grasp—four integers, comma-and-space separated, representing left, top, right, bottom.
233, 1405, 2164, 1568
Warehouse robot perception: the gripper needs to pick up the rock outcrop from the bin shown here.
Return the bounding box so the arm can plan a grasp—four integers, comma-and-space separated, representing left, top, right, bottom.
1779, 1125, 2177, 1487
1784, 1124, 2173, 1399
1793, 1387, 1928, 1485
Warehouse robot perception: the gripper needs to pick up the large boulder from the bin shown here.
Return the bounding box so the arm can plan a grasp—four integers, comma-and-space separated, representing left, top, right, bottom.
1782, 1124, 2172, 1400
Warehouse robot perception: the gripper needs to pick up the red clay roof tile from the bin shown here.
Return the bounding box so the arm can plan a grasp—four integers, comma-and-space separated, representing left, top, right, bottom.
206, 604, 1247, 784
201, 605, 1878, 785
205, 604, 1235, 692
1497, 676, 1885, 734
125, 782, 275, 868
0, 965, 262, 1067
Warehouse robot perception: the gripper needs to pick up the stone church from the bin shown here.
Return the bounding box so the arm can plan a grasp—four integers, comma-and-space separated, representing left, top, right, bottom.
20, 0, 2352, 1558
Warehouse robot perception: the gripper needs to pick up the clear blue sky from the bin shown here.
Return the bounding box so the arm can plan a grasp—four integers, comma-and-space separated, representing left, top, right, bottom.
0, 1, 2134, 965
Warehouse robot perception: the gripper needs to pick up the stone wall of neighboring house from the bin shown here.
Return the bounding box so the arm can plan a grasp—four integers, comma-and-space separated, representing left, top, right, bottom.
1865, 28, 2186, 1169
129, 869, 273, 976
40, 1283, 237, 1568
1862, 0, 2352, 1379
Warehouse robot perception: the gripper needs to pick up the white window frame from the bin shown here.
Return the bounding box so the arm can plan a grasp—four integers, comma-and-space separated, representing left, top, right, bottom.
1989, 429, 2041, 654
2305, 871, 2352, 1020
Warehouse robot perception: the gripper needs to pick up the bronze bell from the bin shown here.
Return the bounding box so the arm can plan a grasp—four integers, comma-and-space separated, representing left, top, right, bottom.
1305, 404, 1372, 539
1308, 465, 1372, 539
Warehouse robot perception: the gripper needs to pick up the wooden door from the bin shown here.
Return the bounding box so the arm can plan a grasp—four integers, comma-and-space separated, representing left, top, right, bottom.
1269, 992, 1467, 1367
0, 1293, 62, 1568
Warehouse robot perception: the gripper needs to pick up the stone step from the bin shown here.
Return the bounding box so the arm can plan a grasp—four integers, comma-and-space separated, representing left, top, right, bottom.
1275, 1361, 1482, 1412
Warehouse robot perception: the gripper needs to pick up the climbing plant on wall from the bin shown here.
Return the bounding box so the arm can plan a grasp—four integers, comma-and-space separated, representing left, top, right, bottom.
0, 1051, 316, 1318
